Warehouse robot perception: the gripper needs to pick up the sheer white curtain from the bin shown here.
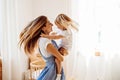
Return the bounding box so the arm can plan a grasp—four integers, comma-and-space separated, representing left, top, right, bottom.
65, 0, 120, 80
0, 0, 33, 80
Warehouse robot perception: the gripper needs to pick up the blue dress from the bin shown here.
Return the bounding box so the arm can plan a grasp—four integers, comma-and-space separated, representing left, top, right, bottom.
37, 40, 65, 80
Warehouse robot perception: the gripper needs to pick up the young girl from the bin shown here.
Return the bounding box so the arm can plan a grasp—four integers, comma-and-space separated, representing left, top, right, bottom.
41, 14, 78, 80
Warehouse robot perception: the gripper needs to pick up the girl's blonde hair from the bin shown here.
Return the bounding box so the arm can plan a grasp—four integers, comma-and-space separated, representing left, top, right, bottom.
55, 14, 78, 31
19, 16, 47, 54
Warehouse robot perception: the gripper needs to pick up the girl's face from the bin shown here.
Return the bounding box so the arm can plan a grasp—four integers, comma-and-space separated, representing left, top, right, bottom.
42, 20, 53, 34
55, 21, 65, 30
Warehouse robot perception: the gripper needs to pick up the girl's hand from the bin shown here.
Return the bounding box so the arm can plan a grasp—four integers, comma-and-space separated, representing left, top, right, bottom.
40, 33, 65, 39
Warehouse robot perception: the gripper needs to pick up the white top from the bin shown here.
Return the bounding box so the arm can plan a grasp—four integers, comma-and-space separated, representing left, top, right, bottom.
59, 28, 72, 51
38, 37, 52, 58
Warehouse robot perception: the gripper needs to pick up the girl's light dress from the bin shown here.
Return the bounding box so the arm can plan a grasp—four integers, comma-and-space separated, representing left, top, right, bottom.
37, 37, 65, 80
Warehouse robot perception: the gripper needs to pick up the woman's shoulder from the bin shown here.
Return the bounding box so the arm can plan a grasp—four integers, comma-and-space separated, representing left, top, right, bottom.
39, 37, 50, 41
39, 37, 51, 44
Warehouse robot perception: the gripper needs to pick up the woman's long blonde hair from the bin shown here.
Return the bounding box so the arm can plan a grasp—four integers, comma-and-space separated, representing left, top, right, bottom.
19, 16, 47, 54
55, 14, 78, 31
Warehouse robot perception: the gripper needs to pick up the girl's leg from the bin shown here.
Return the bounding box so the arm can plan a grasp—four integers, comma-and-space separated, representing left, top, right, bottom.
55, 58, 62, 80
55, 58, 62, 74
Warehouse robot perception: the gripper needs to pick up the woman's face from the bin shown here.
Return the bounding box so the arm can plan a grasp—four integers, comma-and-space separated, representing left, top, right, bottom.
42, 20, 53, 34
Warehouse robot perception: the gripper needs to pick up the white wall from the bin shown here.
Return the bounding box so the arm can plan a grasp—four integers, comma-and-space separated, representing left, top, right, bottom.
16, 0, 33, 33
32, 0, 71, 22
11, 0, 33, 80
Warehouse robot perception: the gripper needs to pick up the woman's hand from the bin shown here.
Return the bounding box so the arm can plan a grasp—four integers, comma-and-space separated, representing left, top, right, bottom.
58, 47, 68, 56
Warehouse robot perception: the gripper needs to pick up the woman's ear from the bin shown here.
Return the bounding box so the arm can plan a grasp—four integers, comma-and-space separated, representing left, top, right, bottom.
41, 26, 45, 31
41, 26, 47, 34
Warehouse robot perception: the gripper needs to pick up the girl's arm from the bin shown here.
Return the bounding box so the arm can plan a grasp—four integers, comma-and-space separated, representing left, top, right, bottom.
40, 34, 64, 39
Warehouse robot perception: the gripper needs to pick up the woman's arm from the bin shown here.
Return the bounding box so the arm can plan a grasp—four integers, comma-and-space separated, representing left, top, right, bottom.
46, 43, 64, 62
58, 47, 68, 56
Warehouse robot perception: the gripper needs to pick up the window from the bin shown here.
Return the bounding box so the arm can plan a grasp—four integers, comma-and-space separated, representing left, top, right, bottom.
71, 0, 120, 57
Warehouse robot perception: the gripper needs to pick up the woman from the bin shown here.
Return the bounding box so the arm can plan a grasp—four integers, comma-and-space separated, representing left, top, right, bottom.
19, 16, 65, 80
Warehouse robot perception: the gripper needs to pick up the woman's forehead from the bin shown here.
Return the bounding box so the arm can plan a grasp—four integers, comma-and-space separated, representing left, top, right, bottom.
46, 19, 50, 23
